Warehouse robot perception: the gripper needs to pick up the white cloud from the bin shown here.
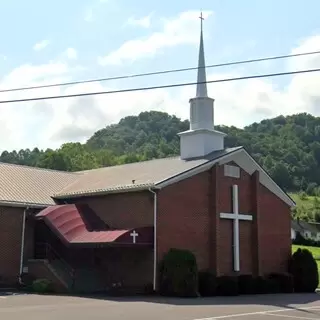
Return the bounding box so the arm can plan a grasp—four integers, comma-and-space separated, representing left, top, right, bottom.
0, 33, 320, 153
33, 40, 50, 51
64, 48, 78, 60
125, 13, 153, 29
98, 10, 213, 66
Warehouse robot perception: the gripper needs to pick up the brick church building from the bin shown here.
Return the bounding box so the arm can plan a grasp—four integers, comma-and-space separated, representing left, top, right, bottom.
0, 19, 295, 294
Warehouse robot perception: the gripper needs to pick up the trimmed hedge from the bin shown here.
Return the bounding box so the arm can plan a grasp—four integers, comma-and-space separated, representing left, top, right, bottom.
238, 274, 255, 295
198, 271, 217, 296
196, 272, 294, 297
289, 248, 319, 292
216, 275, 239, 296
268, 273, 294, 293
158, 248, 199, 297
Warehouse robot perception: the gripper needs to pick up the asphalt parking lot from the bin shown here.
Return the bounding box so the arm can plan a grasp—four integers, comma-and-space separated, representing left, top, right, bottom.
0, 292, 319, 320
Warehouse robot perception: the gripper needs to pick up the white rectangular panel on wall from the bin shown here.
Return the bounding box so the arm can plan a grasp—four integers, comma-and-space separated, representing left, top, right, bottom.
224, 164, 240, 178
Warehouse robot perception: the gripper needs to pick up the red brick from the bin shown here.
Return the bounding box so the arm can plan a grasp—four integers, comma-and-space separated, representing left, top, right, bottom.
0, 206, 24, 284
69, 191, 154, 228
157, 162, 291, 278
157, 171, 210, 270
0, 160, 292, 288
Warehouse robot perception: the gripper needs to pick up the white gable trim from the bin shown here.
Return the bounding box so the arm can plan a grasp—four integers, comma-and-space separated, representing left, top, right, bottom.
156, 148, 243, 188
156, 148, 295, 207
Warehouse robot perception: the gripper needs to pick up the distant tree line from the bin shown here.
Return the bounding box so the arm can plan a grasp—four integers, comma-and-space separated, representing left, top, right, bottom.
2, 111, 320, 217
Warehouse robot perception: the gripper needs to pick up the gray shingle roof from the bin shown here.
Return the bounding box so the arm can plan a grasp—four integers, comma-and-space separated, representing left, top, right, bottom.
0, 162, 80, 206
54, 147, 241, 199
293, 220, 320, 233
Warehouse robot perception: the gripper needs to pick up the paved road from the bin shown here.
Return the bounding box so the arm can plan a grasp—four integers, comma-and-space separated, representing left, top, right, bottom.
0, 292, 319, 320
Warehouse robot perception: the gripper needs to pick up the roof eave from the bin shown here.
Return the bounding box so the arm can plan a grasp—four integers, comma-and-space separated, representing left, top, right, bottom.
155, 147, 295, 208
52, 184, 158, 200
0, 200, 50, 209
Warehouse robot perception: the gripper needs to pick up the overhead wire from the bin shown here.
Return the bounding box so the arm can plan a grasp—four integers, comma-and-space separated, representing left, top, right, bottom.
0, 67, 319, 104
0, 50, 319, 94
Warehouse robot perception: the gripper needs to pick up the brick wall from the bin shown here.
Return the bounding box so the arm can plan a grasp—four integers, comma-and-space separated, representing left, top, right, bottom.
215, 162, 254, 275
157, 161, 292, 278
157, 171, 211, 270
214, 162, 291, 276
66, 192, 155, 290
97, 247, 153, 290
259, 184, 292, 274
0, 206, 24, 284
68, 191, 154, 229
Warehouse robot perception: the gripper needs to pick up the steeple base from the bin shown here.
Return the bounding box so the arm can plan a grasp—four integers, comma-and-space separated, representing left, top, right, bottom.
178, 128, 226, 160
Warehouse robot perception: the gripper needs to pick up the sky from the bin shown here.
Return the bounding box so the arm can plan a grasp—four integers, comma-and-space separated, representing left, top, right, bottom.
0, 0, 319, 152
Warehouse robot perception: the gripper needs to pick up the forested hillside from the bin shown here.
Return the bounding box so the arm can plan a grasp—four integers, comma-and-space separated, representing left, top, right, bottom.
1, 111, 320, 198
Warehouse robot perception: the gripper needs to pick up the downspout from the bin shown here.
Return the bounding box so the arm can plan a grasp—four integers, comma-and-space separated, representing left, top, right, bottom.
19, 206, 29, 284
148, 188, 157, 292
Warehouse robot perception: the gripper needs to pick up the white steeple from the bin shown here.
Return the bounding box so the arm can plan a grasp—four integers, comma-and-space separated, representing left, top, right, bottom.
178, 12, 226, 160
196, 14, 208, 98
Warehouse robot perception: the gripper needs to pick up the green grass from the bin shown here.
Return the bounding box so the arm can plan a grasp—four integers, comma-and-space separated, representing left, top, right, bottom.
292, 244, 320, 288
289, 193, 316, 210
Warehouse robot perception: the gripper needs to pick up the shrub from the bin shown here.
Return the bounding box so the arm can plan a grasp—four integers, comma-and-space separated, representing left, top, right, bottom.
158, 248, 199, 297
238, 274, 255, 295
19, 273, 37, 292
268, 273, 294, 293
143, 283, 155, 295
289, 248, 319, 292
198, 271, 217, 297
217, 275, 238, 296
255, 276, 279, 294
32, 278, 53, 294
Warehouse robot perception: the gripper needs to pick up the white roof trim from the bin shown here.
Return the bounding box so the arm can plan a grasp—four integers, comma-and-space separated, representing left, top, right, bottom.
241, 149, 295, 207
0, 200, 49, 209
156, 148, 243, 188
53, 183, 156, 199
156, 148, 295, 208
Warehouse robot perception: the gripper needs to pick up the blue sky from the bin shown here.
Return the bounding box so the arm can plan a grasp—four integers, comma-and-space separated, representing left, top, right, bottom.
0, 0, 319, 151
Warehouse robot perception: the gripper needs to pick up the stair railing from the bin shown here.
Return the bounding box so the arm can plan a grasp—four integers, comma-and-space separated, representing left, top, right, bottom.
35, 242, 76, 290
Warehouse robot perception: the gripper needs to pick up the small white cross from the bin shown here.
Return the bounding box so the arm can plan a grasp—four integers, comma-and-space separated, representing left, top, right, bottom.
199, 11, 204, 30
220, 185, 253, 272
130, 230, 139, 244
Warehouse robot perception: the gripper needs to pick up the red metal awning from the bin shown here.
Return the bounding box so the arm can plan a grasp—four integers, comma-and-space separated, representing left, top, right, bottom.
36, 204, 153, 246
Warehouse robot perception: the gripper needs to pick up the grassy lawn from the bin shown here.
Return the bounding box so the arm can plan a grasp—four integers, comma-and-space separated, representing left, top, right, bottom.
292, 244, 320, 288
289, 193, 316, 210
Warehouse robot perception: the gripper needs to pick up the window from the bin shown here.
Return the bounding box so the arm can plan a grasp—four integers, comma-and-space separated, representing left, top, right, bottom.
224, 165, 240, 178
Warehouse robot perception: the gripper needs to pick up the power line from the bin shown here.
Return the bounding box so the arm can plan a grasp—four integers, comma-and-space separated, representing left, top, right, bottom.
0, 67, 319, 104
0, 50, 320, 94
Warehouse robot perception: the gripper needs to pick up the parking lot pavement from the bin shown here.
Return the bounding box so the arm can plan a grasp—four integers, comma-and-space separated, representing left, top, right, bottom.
0, 292, 318, 320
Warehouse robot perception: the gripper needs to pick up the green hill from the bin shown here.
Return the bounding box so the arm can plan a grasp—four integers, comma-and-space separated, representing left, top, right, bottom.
2, 111, 320, 221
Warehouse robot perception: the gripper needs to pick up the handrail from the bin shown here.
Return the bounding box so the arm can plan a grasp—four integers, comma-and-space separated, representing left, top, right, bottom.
35, 242, 75, 281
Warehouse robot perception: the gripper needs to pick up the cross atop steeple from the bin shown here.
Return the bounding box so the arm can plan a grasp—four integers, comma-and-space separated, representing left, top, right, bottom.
199, 11, 204, 31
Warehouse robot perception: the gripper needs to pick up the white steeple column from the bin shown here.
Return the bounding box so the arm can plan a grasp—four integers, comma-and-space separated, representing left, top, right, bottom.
178, 12, 226, 160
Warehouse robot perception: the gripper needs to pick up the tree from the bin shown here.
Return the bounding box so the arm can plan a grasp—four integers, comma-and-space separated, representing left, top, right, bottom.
3, 111, 320, 214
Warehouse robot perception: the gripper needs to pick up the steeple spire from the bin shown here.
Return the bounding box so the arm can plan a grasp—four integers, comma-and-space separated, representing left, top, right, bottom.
178, 11, 226, 160
196, 12, 208, 98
